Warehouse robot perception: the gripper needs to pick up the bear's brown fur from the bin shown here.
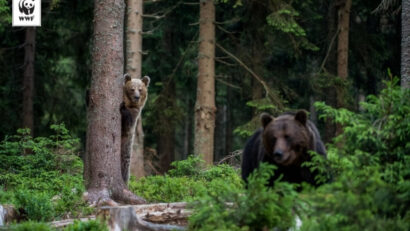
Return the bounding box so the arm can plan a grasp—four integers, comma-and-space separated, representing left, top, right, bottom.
120, 74, 150, 184
241, 110, 327, 186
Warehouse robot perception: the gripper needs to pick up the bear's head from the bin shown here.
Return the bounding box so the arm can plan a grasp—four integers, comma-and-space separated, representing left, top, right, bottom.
260, 110, 312, 167
123, 74, 150, 109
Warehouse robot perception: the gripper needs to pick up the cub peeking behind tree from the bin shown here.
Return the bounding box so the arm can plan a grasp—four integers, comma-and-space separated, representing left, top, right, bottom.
120, 74, 150, 184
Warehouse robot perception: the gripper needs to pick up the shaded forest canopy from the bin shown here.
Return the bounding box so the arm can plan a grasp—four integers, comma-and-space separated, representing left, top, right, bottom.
0, 0, 402, 159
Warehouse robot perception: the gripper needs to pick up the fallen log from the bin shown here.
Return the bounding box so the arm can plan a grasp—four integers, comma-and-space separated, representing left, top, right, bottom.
49, 216, 96, 229
98, 202, 190, 231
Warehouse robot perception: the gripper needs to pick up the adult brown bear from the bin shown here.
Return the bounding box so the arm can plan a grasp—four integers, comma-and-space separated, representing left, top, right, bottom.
241, 110, 327, 186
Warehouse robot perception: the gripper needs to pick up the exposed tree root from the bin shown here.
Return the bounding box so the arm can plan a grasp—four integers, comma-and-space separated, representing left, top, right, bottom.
113, 188, 147, 205
83, 188, 118, 207
83, 187, 146, 207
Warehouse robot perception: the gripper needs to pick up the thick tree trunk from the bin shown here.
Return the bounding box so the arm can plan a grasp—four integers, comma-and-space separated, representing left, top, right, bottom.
194, 0, 216, 165
337, 0, 351, 82
323, 0, 338, 143
130, 120, 145, 178
157, 83, 176, 174
126, 0, 145, 179
22, 28, 36, 136
225, 77, 233, 156
336, 0, 351, 136
84, 0, 145, 205
402, 0, 410, 89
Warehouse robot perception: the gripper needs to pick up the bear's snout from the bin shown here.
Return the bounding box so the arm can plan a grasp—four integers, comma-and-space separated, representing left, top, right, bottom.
273, 149, 284, 160
134, 95, 140, 100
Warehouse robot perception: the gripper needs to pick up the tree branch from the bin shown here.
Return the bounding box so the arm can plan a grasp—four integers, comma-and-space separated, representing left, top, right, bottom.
215, 43, 281, 107
318, 26, 340, 74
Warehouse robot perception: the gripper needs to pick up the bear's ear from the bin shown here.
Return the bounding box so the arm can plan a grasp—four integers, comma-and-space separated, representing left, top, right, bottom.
260, 113, 273, 128
124, 73, 131, 83
142, 76, 150, 87
295, 110, 307, 125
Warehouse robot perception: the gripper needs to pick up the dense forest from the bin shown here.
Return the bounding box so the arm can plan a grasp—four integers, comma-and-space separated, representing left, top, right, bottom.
0, 0, 409, 230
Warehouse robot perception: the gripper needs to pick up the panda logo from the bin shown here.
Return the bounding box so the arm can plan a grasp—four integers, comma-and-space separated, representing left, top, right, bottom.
19, 0, 35, 15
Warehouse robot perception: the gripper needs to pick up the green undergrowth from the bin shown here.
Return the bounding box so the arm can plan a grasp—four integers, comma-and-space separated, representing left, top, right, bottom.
299, 77, 410, 230
0, 124, 92, 222
188, 163, 301, 231
171, 78, 409, 230
129, 155, 243, 202
7, 219, 108, 231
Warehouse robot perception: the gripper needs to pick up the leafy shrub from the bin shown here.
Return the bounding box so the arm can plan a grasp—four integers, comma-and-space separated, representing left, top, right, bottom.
14, 189, 55, 222
300, 78, 410, 230
129, 156, 242, 202
64, 220, 108, 231
188, 163, 300, 231
9, 221, 52, 231
167, 155, 203, 177
0, 124, 90, 221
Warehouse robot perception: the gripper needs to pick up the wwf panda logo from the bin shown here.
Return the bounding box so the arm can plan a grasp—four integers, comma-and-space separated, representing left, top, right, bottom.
19, 0, 35, 15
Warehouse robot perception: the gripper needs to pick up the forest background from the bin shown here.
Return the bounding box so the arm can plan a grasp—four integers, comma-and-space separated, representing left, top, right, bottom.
0, 0, 404, 168
0, 0, 409, 230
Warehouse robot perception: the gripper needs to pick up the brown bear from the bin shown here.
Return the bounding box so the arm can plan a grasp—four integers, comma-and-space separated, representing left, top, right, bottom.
241, 110, 327, 186
120, 74, 150, 184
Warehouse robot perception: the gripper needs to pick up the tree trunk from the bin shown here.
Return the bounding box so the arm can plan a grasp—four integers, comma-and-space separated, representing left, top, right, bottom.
22, 28, 36, 136
402, 0, 410, 89
225, 76, 233, 156
126, 0, 145, 179
84, 0, 145, 205
130, 120, 145, 178
194, 0, 216, 165
323, 0, 338, 143
157, 83, 176, 174
337, 0, 351, 82
336, 0, 351, 136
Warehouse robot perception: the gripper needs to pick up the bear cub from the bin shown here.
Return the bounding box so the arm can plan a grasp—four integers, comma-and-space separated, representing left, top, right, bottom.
241, 110, 327, 186
120, 74, 150, 184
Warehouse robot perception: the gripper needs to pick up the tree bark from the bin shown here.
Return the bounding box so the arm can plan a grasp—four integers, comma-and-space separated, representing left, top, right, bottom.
323, 0, 338, 143
126, 0, 145, 179
194, 0, 216, 166
22, 28, 36, 136
402, 0, 410, 89
157, 83, 176, 174
337, 0, 351, 82
84, 0, 145, 205
336, 0, 352, 136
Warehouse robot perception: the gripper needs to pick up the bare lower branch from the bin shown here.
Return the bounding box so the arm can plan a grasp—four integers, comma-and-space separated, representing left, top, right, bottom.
216, 78, 242, 90
142, 14, 165, 20
318, 26, 340, 73
215, 43, 277, 103
215, 57, 236, 66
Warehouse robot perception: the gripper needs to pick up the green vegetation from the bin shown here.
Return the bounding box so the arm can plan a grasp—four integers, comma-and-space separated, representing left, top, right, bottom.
1, 79, 408, 230
129, 155, 243, 202
63, 220, 109, 231
189, 163, 300, 231
299, 78, 410, 230
187, 78, 410, 230
0, 124, 92, 222
8, 220, 108, 231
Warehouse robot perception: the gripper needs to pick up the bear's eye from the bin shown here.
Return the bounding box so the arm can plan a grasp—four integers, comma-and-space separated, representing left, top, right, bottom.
130, 89, 135, 92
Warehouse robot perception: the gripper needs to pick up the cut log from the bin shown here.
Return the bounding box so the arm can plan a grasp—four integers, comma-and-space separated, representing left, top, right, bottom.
98, 203, 189, 230
49, 216, 96, 229
43, 202, 190, 230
